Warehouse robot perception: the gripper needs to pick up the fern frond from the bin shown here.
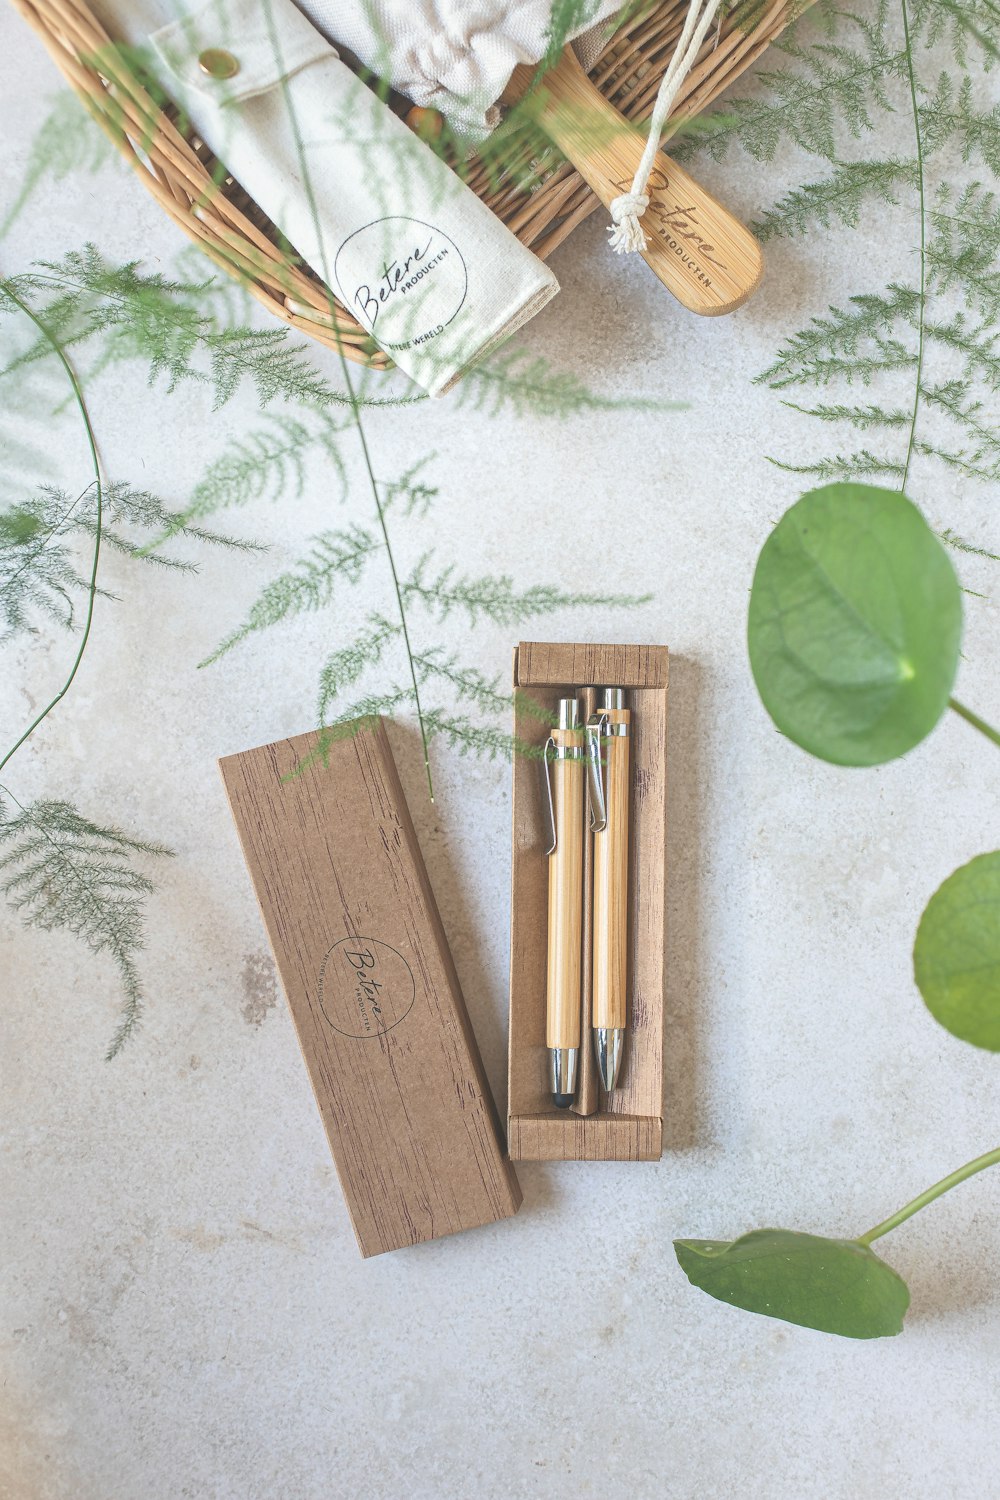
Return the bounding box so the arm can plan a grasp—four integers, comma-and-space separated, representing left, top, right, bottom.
781, 397, 912, 429
185, 415, 327, 520
5, 247, 209, 381
915, 443, 1000, 482
922, 377, 1000, 454
760, 285, 921, 387
752, 158, 918, 240
204, 327, 334, 409
0, 797, 172, 1057
930, 0, 1000, 61
80, 481, 260, 565
2, 93, 115, 240
379, 456, 439, 518
539, 0, 607, 72
769, 344, 917, 388
0, 487, 99, 635
940, 526, 1000, 559
200, 525, 382, 665
734, 3, 1000, 556
316, 614, 400, 722
288, 687, 417, 778
768, 448, 905, 479
926, 313, 1000, 390
773, 389, 1000, 485
920, 73, 1000, 173
4, 246, 337, 408
422, 709, 528, 761
676, 4, 904, 163
926, 182, 1000, 318
916, 0, 1000, 63
414, 650, 513, 714
457, 349, 677, 418
403, 556, 652, 625
1, 482, 254, 639
321, 688, 416, 727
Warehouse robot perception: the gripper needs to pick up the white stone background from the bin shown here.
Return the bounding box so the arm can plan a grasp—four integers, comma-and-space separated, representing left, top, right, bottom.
2, 6, 999, 1497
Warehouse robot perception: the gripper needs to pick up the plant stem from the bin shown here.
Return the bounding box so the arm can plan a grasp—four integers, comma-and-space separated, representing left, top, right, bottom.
262, 1, 435, 799
899, 0, 925, 495
345, 411, 435, 801
949, 697, 1000, 749
858, 1147, 1000, 1245
0, 283, 102, 775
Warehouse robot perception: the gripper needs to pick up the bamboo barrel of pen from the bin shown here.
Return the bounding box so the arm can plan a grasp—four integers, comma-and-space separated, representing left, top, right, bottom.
9, 0, 813, 370
546, 727, 584, 1051
592, 711, 631, 1035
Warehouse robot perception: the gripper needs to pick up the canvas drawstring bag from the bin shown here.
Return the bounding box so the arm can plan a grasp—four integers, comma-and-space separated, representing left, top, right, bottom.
296, 0, 725, 253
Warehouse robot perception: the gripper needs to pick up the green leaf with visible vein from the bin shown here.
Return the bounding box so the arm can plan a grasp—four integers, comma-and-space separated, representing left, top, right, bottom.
674, 1229, 910, 1339
748, 482, 962, 765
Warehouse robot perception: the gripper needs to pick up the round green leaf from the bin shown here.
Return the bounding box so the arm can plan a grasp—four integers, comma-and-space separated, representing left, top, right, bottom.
748, 483, 962, 766
674, 1228, 910, 1339
914, 851, 1000, 1050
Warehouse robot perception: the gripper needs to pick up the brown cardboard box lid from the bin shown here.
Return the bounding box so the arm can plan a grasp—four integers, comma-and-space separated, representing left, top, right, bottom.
220, 719, 521, 1257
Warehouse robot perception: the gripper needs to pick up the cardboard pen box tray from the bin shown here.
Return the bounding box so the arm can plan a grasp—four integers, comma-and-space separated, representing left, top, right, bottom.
508, 641, 668, 1161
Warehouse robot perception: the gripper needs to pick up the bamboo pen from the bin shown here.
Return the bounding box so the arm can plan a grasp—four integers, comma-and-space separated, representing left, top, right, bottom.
544, 698, 585, 1108
587, 687, 631, 1093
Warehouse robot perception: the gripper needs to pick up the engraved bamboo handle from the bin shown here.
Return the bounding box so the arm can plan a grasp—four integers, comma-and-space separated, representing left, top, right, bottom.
546, 724, 584, 1051
509, 49, 763, 316
592, 709, 630, 1032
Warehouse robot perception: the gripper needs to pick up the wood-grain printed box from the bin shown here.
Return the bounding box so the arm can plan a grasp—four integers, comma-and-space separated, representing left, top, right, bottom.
508, 641, 668, 1161
220, 719, 522, 1257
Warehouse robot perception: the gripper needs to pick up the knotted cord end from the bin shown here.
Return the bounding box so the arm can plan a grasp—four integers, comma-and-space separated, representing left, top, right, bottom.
608, 192, 650, 255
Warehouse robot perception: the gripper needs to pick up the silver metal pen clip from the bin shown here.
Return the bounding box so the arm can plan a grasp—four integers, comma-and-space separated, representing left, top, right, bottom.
542, 734, 558, 855
542, 697, 582, 854
586, 712, 609, 833
587, 688, 627, 832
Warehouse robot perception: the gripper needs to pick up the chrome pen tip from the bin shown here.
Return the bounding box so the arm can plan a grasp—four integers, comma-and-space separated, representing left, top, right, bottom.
594, 1027, 624, 1093
550, 1046, 578, 1108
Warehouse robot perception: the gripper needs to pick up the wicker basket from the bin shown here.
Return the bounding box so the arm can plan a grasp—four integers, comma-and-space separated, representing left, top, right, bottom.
10, 0, 803, 371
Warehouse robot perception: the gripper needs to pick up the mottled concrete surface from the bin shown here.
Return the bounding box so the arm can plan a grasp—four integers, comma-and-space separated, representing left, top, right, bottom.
3, 9, 999, 1498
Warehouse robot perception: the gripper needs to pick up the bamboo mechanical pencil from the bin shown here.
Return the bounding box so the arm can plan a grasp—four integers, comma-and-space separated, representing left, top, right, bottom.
544, 698, 585, 1107
587, 687, 631, 1093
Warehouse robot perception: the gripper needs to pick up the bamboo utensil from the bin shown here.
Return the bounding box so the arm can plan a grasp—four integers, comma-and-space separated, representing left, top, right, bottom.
504, 48, 763, 315
587, 687, 631, 1093
544, 698, 585, 1107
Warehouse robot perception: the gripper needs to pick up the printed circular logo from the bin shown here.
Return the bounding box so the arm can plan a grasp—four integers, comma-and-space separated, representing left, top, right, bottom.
333, 216, 468, 353
318, 937, 415, 1040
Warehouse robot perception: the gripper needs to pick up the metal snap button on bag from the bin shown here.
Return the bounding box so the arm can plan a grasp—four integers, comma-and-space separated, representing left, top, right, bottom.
198, 47, 240, 79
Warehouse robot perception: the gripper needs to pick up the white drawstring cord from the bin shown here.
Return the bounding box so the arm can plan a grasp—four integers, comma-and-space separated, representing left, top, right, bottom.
608, 0, 724, 254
